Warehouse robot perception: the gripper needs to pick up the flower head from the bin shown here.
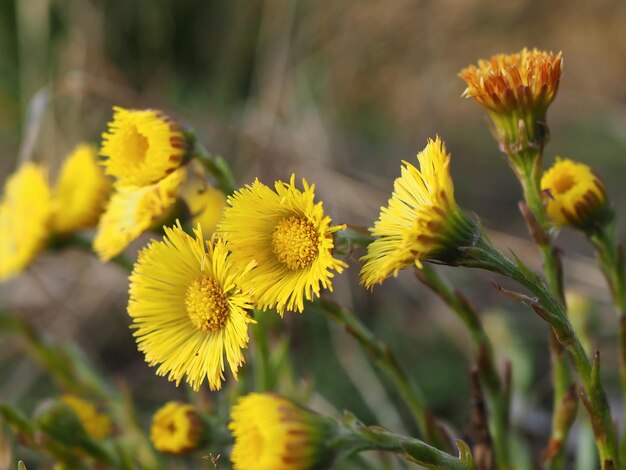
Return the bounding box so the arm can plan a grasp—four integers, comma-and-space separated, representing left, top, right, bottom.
128, 223, 255, 391
101, 107, 189, 187
541, 158, 611, 231
52, 144, 111, 234
460, 48, 562, 148
360, 137, 476, 288
180, 162, 227, 237
60, 395, 112, 440
229, 393, 334, 470
0, 163, 52, 280
93, 168, 185, 261
150, 402, 203, 454
219, 176, 346, 314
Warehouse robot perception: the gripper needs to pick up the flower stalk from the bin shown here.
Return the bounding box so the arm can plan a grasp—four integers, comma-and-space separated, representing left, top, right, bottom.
316, 298, 451, 452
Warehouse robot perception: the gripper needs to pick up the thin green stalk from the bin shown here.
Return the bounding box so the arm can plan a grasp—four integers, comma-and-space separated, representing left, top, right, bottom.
417, 265, 510, 470
463, 235, 618, 468
251, 310, 273, 392
331, 414, 477, 470
589, 224, 626, 461
193, 140, 237, 196
517, 152, 573, 470
316, 298, 450, 452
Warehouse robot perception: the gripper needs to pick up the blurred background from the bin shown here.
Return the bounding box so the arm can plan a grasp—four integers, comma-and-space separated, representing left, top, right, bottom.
1, 0, 626, 467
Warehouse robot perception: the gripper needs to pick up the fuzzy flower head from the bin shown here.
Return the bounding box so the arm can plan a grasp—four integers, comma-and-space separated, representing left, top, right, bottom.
360, 137, 476, 288
93, 168, 186, 261
52, 144, 111, 234
460, 48, 562, 148
150, 402, 203, 454
60, 395, 112, 440
229, 393, 334, 470
128, 223, 255, 391
0, 163, 52, 281
100, 107, 190, 187
219, 176, 347, 314
541, 158, 611, 231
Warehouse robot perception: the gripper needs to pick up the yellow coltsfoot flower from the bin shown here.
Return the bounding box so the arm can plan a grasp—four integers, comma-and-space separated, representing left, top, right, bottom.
219, 176, 346, 314
360, 137, 476, 288
541, 158, 611, 231
150, 402, 203, 454
128, 223, 255, 391
52, 144, 111, 234
0, 163, 52, 280
101, 107, 190, 187
60, 395, 112, 440
460, 48, 562, 150
180, 161, 227, 237
93, 168, 186, 261
229, 393, 334, 470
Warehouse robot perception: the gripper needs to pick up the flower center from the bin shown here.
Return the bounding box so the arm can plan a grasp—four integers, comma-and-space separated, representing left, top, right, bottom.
185, 275, 229, 332
126, 126, 149, 165
552, 172, 576, 195
271, 216, 319, 270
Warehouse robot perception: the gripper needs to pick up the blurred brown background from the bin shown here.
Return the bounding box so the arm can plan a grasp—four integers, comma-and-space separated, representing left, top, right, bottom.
1, 0, 626, 465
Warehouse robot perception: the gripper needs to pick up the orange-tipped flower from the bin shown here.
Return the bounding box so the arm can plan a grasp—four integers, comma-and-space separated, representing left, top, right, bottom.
460, 48, 562, 149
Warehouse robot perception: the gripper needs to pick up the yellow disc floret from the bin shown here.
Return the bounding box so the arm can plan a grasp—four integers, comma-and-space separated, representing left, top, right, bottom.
52, 144, 111, 234
218, 176, 346, 314
0, 163, 52, 281
128, 223, 255, 391
150, 401, 203, 454
101, 107, 188, 187
541, 157, 609, 230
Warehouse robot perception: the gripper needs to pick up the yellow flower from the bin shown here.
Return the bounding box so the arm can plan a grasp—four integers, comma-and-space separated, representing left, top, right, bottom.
52, 144, 111, 234
61, 395, 112, 440
219, 176, 346, 314
150, 401, 203, 454
0, 163, 52, 280
180, 162, 227, 237
460, 48, 562, 147
100, 107, 189, 187
128, 223, 255, 391
229, 393, 333, 470
541, 158, 610, 230
360, 137, 476, 288
93, 168, 186, 261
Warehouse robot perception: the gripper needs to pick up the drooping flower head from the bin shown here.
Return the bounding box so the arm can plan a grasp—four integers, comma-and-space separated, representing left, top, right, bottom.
229, 393, 334, 470
460, 48, 562, 150
101, 107, 190, 187
360, 137, 476, 288
219, 176, 346, 314
128, 223, 255, 391
0, 163, 52, 281
541, 158, 611, 231
150, 402, 203, 454
60, 395, 112, 440
93, 168, 186, 261
52, 144, 111, 234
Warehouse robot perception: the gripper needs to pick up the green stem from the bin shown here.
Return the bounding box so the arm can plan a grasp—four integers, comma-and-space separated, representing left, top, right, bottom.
517, 152, 572, 470
251, 310, 273, 392
316, 298, 450, 452
193, 141, 237, 196
417, 265, 510, 470
332, 415, 476, 470
463, 235, 618, 467
589, 224, 626, 461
